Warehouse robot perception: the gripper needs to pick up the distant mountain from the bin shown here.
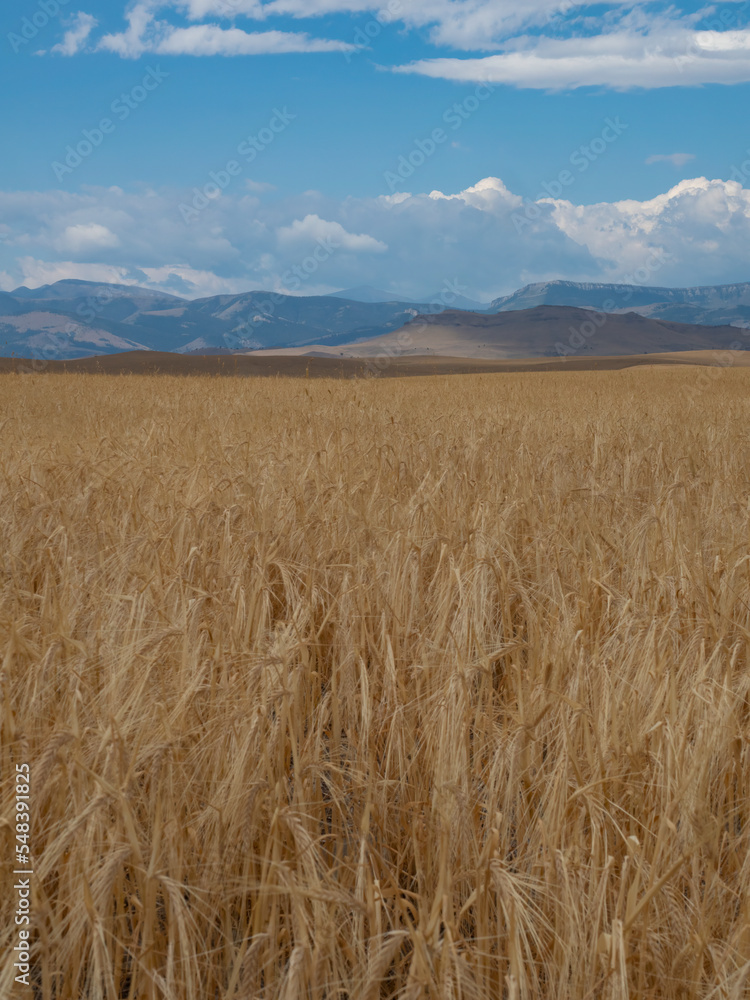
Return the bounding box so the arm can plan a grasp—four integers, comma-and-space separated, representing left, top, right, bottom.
3, 277, 749, 360
326, 286, 414, 303
0, 312, 151, 360
422, 291, 487, 311
491, 280, 750, 327
0, 292, 23, 315
0, 280, 427, 358
328, 285, 487, 311
11, 279, 183, 309
270, 306, 749, 361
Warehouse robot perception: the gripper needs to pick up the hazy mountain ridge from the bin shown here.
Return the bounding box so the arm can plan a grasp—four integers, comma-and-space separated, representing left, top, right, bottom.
491, 279, 750, 326
1, 277, 748, 359
0, 282, 429, 359
326, 285, 486, 310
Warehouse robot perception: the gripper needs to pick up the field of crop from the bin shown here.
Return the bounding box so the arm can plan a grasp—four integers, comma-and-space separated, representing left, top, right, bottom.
1, 369, 750, 999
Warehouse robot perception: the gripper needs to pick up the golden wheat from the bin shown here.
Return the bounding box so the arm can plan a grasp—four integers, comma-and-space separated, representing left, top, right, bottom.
1, 368, 749, 999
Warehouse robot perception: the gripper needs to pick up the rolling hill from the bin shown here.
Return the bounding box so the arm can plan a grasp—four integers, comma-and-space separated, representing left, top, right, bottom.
246, 306, 750, 360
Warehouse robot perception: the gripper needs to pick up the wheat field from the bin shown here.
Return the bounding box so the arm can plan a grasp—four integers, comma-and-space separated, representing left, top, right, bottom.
1, 368, 749, 1000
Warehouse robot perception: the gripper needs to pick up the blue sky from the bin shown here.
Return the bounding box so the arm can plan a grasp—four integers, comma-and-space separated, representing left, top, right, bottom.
1, 1, 749, 301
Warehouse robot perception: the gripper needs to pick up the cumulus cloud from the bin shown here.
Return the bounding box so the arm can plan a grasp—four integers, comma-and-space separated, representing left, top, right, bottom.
51, 12, 98, 56
542, 177, 750, 285
646, 153, 696, 168
56, 223, 121, 253
1, 175, 749, 301
277, 214, 388, 253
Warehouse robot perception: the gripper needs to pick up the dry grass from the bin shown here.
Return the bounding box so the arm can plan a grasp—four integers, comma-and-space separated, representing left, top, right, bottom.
1, 368, 750, 1000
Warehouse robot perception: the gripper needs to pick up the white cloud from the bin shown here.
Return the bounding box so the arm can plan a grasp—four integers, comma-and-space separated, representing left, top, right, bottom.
277, 214, 388, 252
57, 2, 750, 95
1, 175, 750, 301
427, 176, 521, 210
51, 12, 98, 56
646, 153, 696, 168
173, 0, 267, 17
98, 4, 162, 57
90, 1, 614, 58
156, 24, 354, 54
393, 26, 750, 90
137, 265, 252, 296
98, 2, 355, 57
15, 258, 134, 288
56, 223, 121, 253
542, 177, 750, 283
258, 0, 609, 48
245, 179, 277, 193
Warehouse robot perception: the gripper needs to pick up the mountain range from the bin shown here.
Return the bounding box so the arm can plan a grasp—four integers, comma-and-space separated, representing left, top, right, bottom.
1, 277, 748, 360
491, 280, 750, 327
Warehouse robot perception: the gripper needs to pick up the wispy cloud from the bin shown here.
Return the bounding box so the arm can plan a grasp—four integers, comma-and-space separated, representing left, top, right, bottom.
98, 3, 355, 57
392, 26, 750, 90
646, 153, 696, 167
155, 24, 355, 55
51, 2, 750, 93
51, 12, 98, 56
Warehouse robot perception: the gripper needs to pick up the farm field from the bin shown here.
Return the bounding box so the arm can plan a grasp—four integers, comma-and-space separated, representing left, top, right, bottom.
3, 348, 750, 379
2, 369, 750, 999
